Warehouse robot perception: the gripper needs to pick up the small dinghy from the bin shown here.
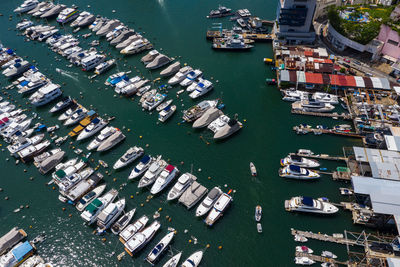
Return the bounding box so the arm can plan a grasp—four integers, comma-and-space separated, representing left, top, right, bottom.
250, 162, 257, 176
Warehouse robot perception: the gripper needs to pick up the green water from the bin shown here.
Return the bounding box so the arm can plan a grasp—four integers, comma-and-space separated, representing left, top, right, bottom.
0, 0, 365, 266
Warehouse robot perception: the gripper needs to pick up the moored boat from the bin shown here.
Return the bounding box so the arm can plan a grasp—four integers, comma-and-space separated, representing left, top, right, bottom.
145, 232, 174, 264
111, 208, 136, 235
181, 251, 203, 267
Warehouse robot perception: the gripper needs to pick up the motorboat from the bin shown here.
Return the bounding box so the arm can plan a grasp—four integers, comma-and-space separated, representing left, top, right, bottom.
189, 79, 213, 99
119, 215, 149, 244
285, 196, 339, 214
179, 180, 208, 209
56, 8, 79, 24
106, 25, 126, 41
255, 205, 262, 222
158, 105, 176, 123
16, 20, 34, 31
2, 119, 32, 139
124, 221, 161, 256
162, 252, 182, 267
180, 69, 203, 87
213, 35, 253, 50
145, 232, 174, 264
34, 148, 62, 165
86, 126, 117, 151
257, 223, 262, 233
81, 188, 118, 225
292, 100, 335, 113
183, 99, 218, 122
63, 108, 88, 126
37, 29, 59, 42
209, 115, 242, 140
122, 79, 150, 96
195, 186, 222, 217
96, 198, 126, 234
281, 89, 309, 102
204, 193, 233, 226
138, 158, 167, 188
96, 20, 121, 36
155, 99, 172, 112
31, 2, 55, 16
97, 130, 125, 152
312, 92, 339, 104
38, 151, 66, 175
27, 1, 48, 15
207, 5, 233, 18
76, 118, 108, 141
105, 72, 128, 86
120, 38, 153, 55
113, 76, 139, 94
281, 155, 320, 168
145, 54, 171, 70
70, 11, 95, 28
111, 208, 136, 235
2, 61, 30, 78
0, 241, 35, 267
142, 92, 167, 111
17, 73, 48, 94
49, 97, 74, 113
41, 4, 66, 18
68, 110, 98, 137
128, 155, 153, 180
250, 162, 257, 176
7, 134, 44, 156
14, 0, 38, 13
296, 246, 313, 254
167, 173, 195, 201
76, 184, 106, 212
294, 234, 308, 243
116, 34, 142, 50
94, 59, 116, 75
113, 146, 144, 170
160, 61, 180, 77
110, 30, 136, 46
192, 108, 223, 128
58, 168, 95, 195
321, 251, 337, 259
150, 165, 179, 194
91, 17, 108, 32
141, 50, 159, 64
29, 83, 62, 106
81, 54, 105, 71
294, 257, 315, 265
17, 140, 51, 162
167, 66, 193, 85
58, 106, 79, 121
279, 165, 320, 180
181, 251, 203, 267
186, 80, 199, 93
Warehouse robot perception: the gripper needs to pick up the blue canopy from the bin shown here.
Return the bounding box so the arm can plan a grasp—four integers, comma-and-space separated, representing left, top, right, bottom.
87, 110, 96, 116
6, 49, 14, 55
302, 197, 313, 207
289, 165, 301, 172
164, 106, 171, 111
12, 241, 33, 261
140, 155, 150, 163
91, 117, 100, 124
20, 81, 29, 86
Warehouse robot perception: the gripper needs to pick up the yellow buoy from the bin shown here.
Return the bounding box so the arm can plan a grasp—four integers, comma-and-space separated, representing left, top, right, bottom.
206, 244, 210, 248
130, 195, 134, 199
158, 207, 162, 211
127, 129, 131, 132
139, 135, 143, 139
113, 178, 117, 182
189, 240, 192, 243
52, 187, 55, 190
29, 225, 32, 229
218, 246, 223, 250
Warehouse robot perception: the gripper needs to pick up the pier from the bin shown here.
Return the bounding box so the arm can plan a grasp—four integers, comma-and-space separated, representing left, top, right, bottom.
295, 252, 348, 266
289, 153, 347, 161
292, 126, 363, 138
291, 229, 361, 246
291, 109, 352, 120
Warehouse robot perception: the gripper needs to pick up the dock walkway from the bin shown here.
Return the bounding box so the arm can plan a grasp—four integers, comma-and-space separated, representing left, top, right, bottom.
291, 109, 352, 120
295, 252, 348, 266
293, 126, 363, 138
291, 229, 361, 246
289, 153, 347, 161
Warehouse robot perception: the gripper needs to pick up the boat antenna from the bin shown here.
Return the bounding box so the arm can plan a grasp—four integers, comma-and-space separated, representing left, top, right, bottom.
190, 163, 193, 175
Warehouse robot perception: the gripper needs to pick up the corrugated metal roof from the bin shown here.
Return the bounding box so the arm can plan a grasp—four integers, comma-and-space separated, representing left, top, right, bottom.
385, 135, 400, 152
280, 70, 290, 82
354, 76, 365, 88
305, 72, 323, 84
297, 71, 306, 83
381, 78, 391, 90
353, 146, 400, 164
364, 77, 373, 88
387, 255, 400, 267
370, 77, 383, 89
370, 161, 400, 180
345, 76, 357, 87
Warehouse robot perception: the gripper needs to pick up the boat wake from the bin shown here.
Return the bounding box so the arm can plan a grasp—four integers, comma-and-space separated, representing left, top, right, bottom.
55, 68, 79, 82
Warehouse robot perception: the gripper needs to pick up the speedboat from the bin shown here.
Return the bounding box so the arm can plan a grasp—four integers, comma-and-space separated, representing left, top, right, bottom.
293, 100, 335, 113
94, 59, 116, 75
70, 11, 95, 27
119, 215, 149, 244
37, 29, 59, 42
96, 198, 126, 234
183, 99, 218, 122
145, 54, 171, 70
285, 196, 339, 214
31, 2, 55, 16
76, 118, 108, 141
160, 61, 181, 77
255, 205, 262, 221
145, 232, 174, 265
90, 17, 108, 32
81, 54, 105, 71
195, 186, 222, 217
150, 165, 179, 195
294, 234, 308, 243
128, 155, 153, 180
156, 99, 173, 112
17, 140, 51, 162
97, 130, 125, 152
81, 188, 118, 225
167, 66, 192, 85
2, 119, 32, 140
167, 173, 195, 201
181, 251, 203, 267
76, 184, 106, 212
63, 108, 88, 126
105, 72, 128, 86
142, 92, 167, 111
34, 148, 62, 165
192, 108, 223, 128
189, 79, 213, 99
250, 162, 257, 176
86, 126, 117, 150
281, 155, 320, 168
18, 73, 48, 94
121, 79, 150, 96
281, 89, 309, 102
2, 61, 30, 78
111, 208, 136, 235
162, 252, 182, 267
120, 38, 153, 55
58, 106, 79, 121
56, 8, 79, 24
106, 25, 126, 41
321, 251, 337, 259
7, 134, 44, 156
294, 257, 315, 265
204, 193, 232, 226
138, 158, 167, 188
29, 83, 62, 106
209, 115, 242, 140
158, 105, 176, 123
114, 76, 140, 94
49, 96, 74, 113
180, 69, 203, 87
113, 146, 144, 170
141, 50, 159, 64
68, 110, 98, 137
124, 221, 161, 256
16, 20, 34, 30
279, 165, 320, 180
296, 246, 313, 254
312, 92, 339, 104
14, 0, 38, 13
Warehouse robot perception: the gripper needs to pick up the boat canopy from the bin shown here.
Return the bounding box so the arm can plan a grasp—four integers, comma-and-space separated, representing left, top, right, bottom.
302, 197, 313, 207
12, 241, 33, 261
86, 198, 102, 213
140, 155, 150, 163
290, 155, 302, 162
20, 81, 29, 86
91, 117, 100, 124
165, 165, 175, 172
208, 187, 220, 199
87, 110, 96, 116
289, 165, 301, 172
55, 169, 66, 179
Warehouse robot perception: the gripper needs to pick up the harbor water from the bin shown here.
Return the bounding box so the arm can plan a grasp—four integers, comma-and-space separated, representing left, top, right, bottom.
0, 0, 364, 266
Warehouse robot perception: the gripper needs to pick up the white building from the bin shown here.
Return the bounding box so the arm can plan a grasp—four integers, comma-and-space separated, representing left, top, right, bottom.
275, 0, 317, 44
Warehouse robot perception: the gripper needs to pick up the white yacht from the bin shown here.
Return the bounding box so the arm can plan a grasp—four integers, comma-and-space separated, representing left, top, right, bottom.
162, 252, 182, 267
281, 89, 309, 102
285, 196, 339, 214
128, 155, 153, 180
183, 99, 218, 122
296, 246, 313, 254
150, 165, 179, 195
294, 257, 315, 265
29, 84, 62, 106
16, 20, 34, 30
17, 140, 51, 162
281, 155, 320, 168
145, 54, 171, 70
168, 66, 193, 85
195, 186, 222, 217
120, 38, 153, 55
2, 60, 30, 78
292, 100, 335, 113
96, 198, 126, 234
158, 105, 176, 123
37, 29, 59, 42
189, 79, 213, 99
14, 0, 38, 13
2, 119, 32, 139
81, 54, 105, 71
111, 208, 136, 235
76, 184, 107, 212
58, 106, 79, 121
279, 165, 320, 180
113, 146, 144, 170
180, 69, 203, 87
70, 11, 94, 27
49, 96, 74, 113
142, 92, 167, 111
145, 232, 174, 264
181, 251, 203, 267
204, 193, 232, 226
119, 215, 149, 244
138, 158, 167, 188
63, 108, 88, 126
94, 59, 116, 75
81, 188, 118, 225
56, 8, 79, 24
86, 126, 117, 150
76, 118, 108, 141
97, 130, 126, 152
124, 221, 161, 256
167, 173, 195, 201
7, 134, 44, 156
193, 107, 223, 128
141, 50, 159, 64
312, 92, 339, 104
18, 72, 48, 94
